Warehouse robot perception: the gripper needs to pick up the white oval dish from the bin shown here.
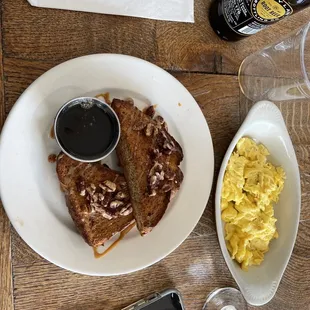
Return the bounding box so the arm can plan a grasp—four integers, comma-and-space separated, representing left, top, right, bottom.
215, 101, 301, 306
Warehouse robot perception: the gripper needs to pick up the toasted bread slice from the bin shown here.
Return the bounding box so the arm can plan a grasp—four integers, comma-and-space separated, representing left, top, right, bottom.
56, 153, 134, 247
112, 99, 183, 235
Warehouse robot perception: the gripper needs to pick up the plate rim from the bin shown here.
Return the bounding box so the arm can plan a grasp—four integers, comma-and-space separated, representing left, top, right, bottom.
0, 53, 215, 276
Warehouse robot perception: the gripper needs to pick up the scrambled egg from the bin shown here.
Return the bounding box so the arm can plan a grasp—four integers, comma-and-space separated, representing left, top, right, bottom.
221, 137, 285, 271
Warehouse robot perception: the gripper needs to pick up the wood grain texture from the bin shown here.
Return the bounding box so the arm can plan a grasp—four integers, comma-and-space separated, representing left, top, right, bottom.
156, 1, 310, 74
5, 68, 310, 309
11, 234, 236, 310
2, 0, 156, 62
1, 0, 310, 308
10, 220, 310, 310
0, 6, 4, 130
0, 204, 14, 310
3, 58, 57, 114
176, 73, 240, 236
247, 221, 310, 310
3, 0, 310, 75
0, 6, 14, 310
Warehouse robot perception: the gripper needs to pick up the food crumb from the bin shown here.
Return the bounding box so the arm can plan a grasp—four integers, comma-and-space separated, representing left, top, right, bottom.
16, 217, 24, 226
48, 154, 57, 163
178, 102, 182, 107
153, 104, 158, 109
96, 92, 111, 105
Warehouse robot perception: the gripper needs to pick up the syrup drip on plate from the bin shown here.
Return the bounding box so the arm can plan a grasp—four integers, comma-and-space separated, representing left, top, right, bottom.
50, 124, 55, 139
93, 222, 135, 259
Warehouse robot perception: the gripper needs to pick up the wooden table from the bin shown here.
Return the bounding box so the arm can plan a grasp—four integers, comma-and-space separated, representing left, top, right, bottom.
0, 0, 310, 309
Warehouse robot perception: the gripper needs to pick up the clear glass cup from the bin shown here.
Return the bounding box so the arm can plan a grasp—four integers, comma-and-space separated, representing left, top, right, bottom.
202, 287, 247, 310
239, 22, 310, 102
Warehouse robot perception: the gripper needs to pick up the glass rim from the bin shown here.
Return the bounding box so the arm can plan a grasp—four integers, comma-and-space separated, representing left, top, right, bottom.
300, 21, 310, 91
202, 287, 245, 310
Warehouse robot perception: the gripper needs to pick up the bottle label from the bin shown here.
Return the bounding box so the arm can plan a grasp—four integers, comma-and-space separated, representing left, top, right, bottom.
252, 0, 293, 22
222, 0, 293, 36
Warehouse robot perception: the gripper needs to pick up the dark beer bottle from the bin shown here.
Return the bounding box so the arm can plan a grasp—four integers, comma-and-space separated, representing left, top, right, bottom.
209, 0, 310, 41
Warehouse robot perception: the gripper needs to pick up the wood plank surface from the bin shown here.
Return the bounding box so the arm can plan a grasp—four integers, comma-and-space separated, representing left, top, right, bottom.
10, 220, 310, 310
1, 0, 310, 309
11, 234, 234, 310
2, 0, 156, 63
0, 3, 5, 129
156, 2, 310, 74
0, 6, 14, 310
0, 204, 14, 310
3, 68, 310, 309
3, 0, 310, 75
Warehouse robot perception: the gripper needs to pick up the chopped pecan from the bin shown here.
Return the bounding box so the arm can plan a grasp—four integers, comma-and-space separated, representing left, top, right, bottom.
115, 191, 127, 200
165, 168, 176, 181
109, 200, 124, 209
154, 115, 164, 125
155, 171, 165, 181
133, 120, 148, 131
163, 141, 173, 150
100, 180, 116, 192
152, 148, 160, 157
101, 209, 114, 220
120, 181, 128, 190
162, 183, 173, 193
100, 197, 110, 208
149, 175, 158, 187
99, 183, 107, 192
120, 204, 133, 216
149, 162, 163, 176
149, 189, 157, 197
144, 106, 156, 118
86, 185, 96, 196
92, 193, 99, 203
90, 202, 101, 211
77, 180, 86, 195
163, 149, 172, 155
145, 123, 155, 136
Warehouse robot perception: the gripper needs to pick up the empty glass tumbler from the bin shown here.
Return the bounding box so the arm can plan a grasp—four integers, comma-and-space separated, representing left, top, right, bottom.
239, 22, 310, 102
202, 288, 247, 310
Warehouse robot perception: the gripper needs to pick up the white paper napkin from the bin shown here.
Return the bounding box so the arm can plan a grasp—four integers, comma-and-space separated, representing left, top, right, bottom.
28, 0, 194, 22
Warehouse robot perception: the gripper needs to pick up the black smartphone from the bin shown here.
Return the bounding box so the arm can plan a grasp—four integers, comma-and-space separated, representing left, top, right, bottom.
121, 289, 185, 310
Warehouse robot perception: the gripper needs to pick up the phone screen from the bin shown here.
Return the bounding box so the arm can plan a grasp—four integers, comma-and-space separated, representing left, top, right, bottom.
143, 293, 183, 310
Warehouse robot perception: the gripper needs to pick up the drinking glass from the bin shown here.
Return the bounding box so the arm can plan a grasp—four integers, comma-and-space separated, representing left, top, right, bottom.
202, 287, 247, 310
239, 22, 310, 102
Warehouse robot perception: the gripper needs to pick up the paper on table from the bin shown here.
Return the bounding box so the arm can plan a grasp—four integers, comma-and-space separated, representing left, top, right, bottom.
27, 0, 194, 22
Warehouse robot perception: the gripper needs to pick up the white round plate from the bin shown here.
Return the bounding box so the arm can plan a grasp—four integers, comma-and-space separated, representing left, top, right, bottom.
0, 54, 214, 276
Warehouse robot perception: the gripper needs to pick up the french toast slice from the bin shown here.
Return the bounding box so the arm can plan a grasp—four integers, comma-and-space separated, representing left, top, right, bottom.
111, 99, 183, 235
56, 153, 134, 247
